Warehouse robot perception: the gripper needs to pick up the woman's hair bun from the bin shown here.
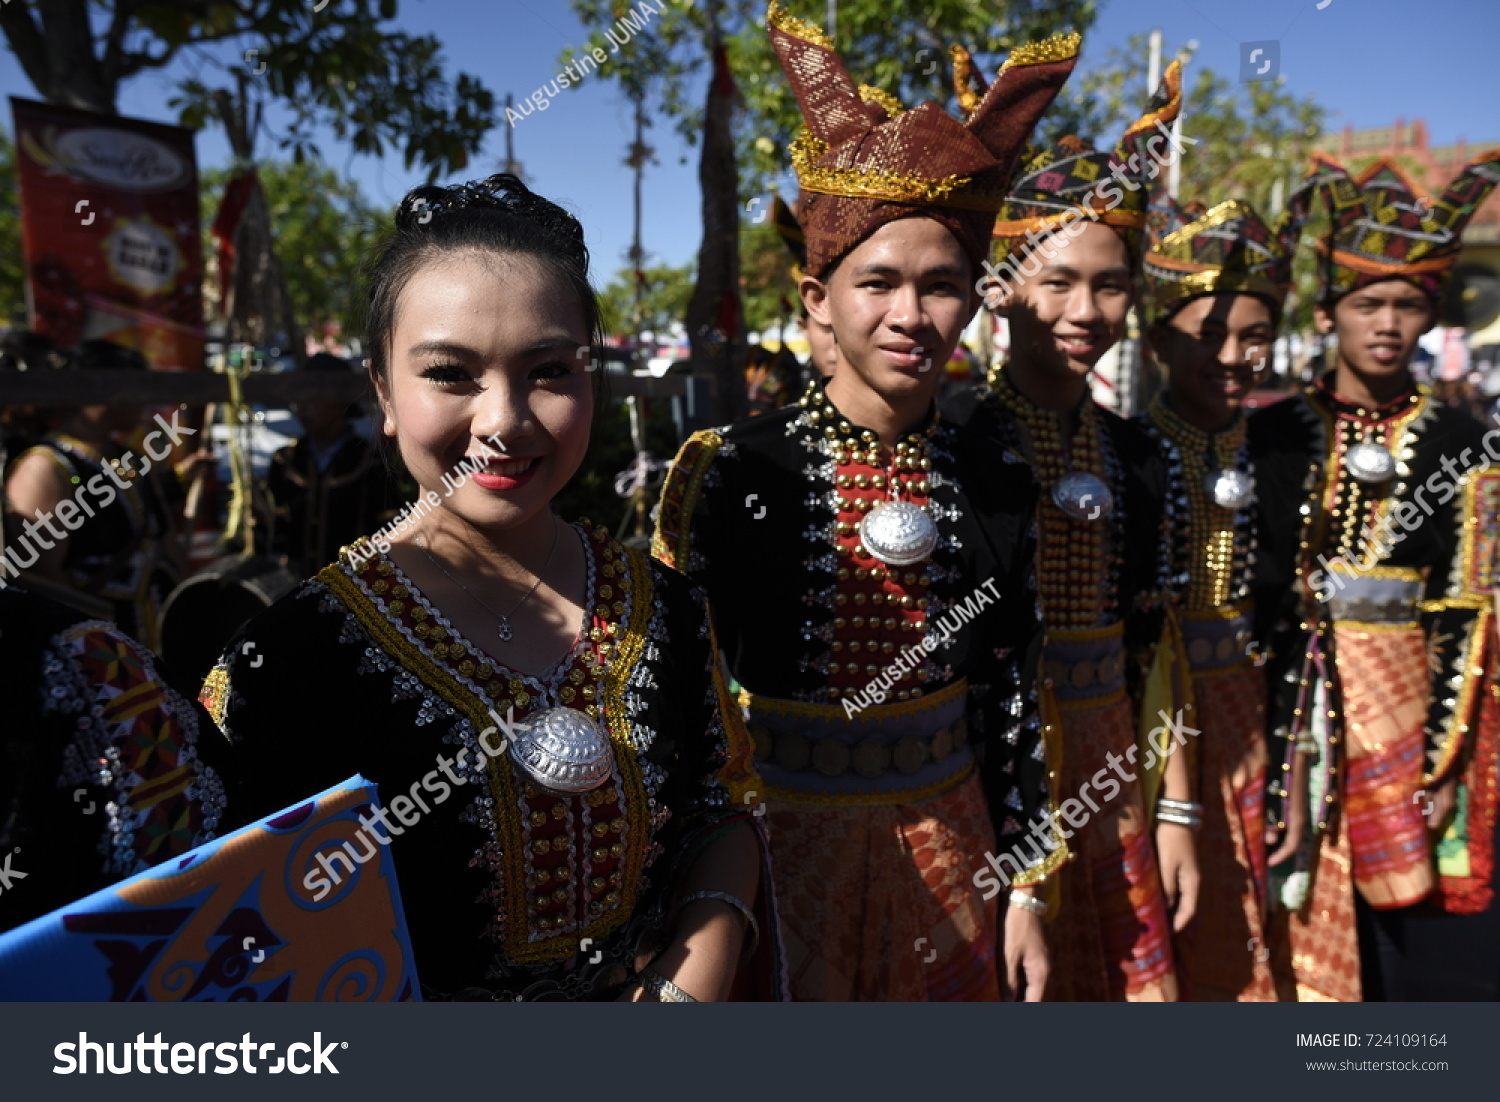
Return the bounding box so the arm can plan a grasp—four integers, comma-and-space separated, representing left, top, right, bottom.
393, 173, 589, 273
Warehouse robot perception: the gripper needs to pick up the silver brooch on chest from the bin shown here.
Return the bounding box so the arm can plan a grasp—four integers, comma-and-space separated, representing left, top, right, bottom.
860, 500, 939, 566
1052, 471, 1114, 521
508, 706, 615, 793
1204, 468, 1255, 511
1346, 435, 1396, 484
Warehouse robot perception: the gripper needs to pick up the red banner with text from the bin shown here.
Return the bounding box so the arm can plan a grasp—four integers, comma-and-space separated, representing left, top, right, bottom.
11, 97, 204, 371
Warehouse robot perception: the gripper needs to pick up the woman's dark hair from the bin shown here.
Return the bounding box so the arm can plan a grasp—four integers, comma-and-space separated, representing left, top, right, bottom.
363, 174, 603, 388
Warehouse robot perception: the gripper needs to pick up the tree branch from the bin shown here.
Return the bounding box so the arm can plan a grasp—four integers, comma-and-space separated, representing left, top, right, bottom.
0, 1, 54, 102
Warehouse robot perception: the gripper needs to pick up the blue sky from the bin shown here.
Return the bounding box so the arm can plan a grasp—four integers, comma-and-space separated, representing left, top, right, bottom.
1, 0, 1496, 281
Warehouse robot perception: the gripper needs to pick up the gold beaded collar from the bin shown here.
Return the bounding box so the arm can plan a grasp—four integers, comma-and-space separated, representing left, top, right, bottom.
1147, 393, 1245, 467
797, 380, 938, 469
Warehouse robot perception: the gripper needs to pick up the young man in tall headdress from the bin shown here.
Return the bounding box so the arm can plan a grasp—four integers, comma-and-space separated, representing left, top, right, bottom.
946, 59, 1196, 1002
1250, 150, 1500, 1001
1138, 192, 1307, 1000
653, 3, 1078, 1001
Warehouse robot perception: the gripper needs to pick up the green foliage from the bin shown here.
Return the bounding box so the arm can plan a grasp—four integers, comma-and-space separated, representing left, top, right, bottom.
167, 1, 494, 178
201, 159, 382, 336
739, 214, 799, 335
0, 129, 23, 326
0, 1, 495, 179
728, 0, 1098, 198
599, 261, 696, 337
553, 388, 683, 536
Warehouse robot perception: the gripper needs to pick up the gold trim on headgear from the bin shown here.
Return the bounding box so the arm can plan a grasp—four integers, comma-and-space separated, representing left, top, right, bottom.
768, 2, 1080, 278
1143, 197, 1303, 323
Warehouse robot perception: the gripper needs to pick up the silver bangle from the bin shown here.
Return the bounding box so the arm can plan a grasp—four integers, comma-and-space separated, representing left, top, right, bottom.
1157, 797, 1204, 815
1156, 808, 1201, 830
676, 889, 759, 960
638, 966, 698, 1003
1008, 890, 1049, 917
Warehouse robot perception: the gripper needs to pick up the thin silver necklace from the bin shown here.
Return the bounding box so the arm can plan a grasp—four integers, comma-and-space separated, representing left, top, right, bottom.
416, 518, 560, 642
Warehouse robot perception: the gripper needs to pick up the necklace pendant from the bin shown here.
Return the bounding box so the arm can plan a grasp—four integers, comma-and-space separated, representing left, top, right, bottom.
1346, 440, 1396, 484
859, 500, 939, 566
1052, 472, 1113, 521
509, 706, 615, 793
1204, 468, 1255, 511
497, 617, 513, 642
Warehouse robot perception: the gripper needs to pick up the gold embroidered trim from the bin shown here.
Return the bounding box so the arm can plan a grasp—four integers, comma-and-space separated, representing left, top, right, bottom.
1009, 838, 1069, 886
741, 675, 967, 721
1430, 609, 1488, 784
200, 665, 229, 729
766, 0, 833, 49
601, 544, 654, 930
857, 84, 905, 118
651, 429, 722, 569
790, 130, 1004, 211
999, 31, 1082, 73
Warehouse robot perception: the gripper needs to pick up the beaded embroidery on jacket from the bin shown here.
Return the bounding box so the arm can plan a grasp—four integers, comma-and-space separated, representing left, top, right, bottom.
214, 527, 737, 983
43, 621, 226, 877
766, 389, 972, 705
1142, 399, 1257, 611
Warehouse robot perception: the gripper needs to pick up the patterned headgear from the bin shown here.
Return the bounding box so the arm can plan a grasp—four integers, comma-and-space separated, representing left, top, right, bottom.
1142, 193, 1303, 324
768, 1, 1079, 280
1287, 150, 1500, 304
980, 62, 1184, 268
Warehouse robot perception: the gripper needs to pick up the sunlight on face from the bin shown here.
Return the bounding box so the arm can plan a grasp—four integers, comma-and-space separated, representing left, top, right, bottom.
986, 222, 1134, 380
376, 250, 594, 535
802, 216, 979, 404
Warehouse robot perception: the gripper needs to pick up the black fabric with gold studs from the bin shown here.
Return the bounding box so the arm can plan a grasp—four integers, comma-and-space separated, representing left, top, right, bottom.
201, 522, 770, 1000
655, 377, 1054, 850
1249, 378, 1497, 829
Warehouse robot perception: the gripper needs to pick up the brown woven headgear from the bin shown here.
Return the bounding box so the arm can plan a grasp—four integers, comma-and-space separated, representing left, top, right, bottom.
768, 2, 1080, 280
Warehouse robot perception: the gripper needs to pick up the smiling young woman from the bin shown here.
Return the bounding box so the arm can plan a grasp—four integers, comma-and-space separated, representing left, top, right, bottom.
198, 175, 783, 1002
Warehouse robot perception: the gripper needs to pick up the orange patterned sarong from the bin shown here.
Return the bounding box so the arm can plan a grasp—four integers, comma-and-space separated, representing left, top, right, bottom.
1045, 693, 1178, 1002
1335, 624, 1435, 909
1175, 661, 1286, 1000
1271, 804, 1363, 1002
766, 772, 1000, 1001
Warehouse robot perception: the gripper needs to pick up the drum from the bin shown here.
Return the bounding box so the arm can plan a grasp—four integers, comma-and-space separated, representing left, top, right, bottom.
159, 554, 301, 689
